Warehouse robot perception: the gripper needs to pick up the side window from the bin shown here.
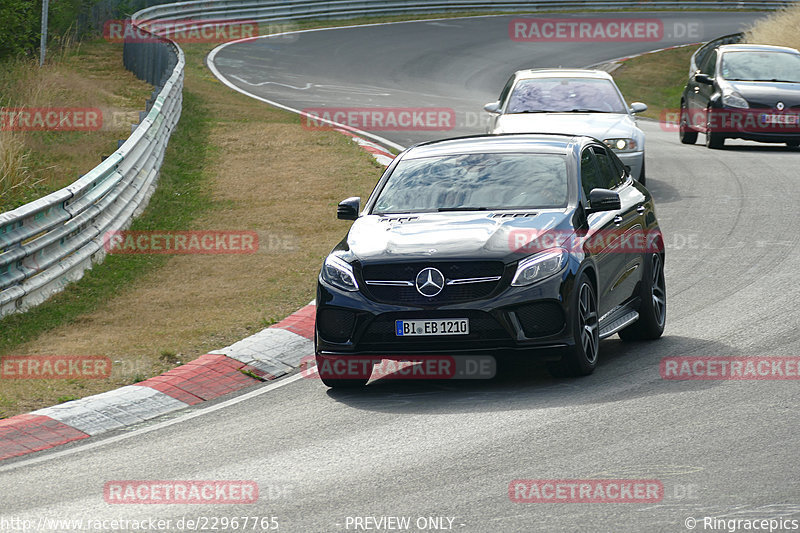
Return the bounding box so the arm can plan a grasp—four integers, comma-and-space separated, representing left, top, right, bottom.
593, 146, 624, 189
700, 49, 717, 76
580, 148, 603, 198
498, 75, 516, 108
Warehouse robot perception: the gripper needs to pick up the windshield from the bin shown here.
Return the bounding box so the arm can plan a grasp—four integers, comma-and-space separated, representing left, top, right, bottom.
372, 152, 568, 214
721, 51, 800, 82
506, 77, 628, 114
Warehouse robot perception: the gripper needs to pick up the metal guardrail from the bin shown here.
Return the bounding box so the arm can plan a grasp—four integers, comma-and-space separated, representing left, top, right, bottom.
0, 1, 785, 318
134, 0, 791, 28
0, 26, 184, 317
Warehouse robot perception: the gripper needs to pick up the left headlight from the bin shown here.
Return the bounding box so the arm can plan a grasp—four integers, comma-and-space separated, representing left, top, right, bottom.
321, 255, 359, 292
511, 248, 568, 287
721, 89, 749, 109
604, 138, 638, 152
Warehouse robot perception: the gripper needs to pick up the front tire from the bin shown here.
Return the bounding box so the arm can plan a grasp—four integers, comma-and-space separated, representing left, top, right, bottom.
705, 108, 725, 149
619, 253, 666, 341
679, 101, 698, 144
547, 273, 599, 377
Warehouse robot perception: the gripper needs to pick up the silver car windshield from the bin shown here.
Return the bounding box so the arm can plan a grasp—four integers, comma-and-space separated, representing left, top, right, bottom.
507, 78, 627, 114
721, 51, 800, 82
373, 153, 568, 214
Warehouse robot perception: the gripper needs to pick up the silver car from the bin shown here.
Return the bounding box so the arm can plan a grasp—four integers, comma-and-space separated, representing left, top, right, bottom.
484, 69, 648, 183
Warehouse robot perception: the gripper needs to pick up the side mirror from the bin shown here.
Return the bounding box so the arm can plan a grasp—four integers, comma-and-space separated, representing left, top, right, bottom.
630, 102, 647, 113
484, 101, 501, 114
586, 189, 621, 214
695, 73, 714, 85
337, 197, 360, 220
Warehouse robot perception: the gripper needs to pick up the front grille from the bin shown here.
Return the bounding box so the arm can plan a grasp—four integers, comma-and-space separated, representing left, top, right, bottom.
317, 308, 356, 343
361, 261, 506, 305
515, 302, 565, 338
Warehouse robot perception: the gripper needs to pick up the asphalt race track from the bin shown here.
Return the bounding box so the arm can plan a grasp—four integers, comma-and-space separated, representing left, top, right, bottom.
3, 11, 800, 533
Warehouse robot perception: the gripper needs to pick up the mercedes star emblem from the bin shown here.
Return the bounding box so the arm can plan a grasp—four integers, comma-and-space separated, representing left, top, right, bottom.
415, 267, 445, 297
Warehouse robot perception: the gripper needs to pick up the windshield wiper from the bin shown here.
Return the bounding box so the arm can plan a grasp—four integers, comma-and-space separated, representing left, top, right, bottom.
511, 110, 550, 114
437, 206, 490, 212
567, 108, 611, 113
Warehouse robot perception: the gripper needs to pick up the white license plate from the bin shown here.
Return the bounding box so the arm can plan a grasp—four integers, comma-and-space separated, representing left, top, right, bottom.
395, 319, 469, 336
761, 113, 799, 125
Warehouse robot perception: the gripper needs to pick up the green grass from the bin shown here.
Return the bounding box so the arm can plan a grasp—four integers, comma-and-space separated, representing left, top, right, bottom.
612, 45, 698, 121
0, 89, 214, 352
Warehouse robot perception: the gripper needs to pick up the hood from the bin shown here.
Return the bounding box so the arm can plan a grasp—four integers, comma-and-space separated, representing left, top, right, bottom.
343, 211, 575, 264
726, 80, 800, 107
492, 112, 635, 140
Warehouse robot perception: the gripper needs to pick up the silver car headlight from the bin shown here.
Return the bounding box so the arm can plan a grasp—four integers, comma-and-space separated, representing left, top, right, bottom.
603, 138, 639, 152
511, 248, 568, 287
721, 89, 749, 109
321, 255, 359, 292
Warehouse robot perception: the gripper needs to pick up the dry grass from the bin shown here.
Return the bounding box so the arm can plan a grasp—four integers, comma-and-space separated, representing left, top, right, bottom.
0, 41, 152, 211
745, 4, 800, 48
0, 42, 384, 417
611, 46, 697, 121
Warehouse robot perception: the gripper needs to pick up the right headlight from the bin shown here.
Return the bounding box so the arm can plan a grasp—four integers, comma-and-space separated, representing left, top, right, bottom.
321, 255, 359, 292
511, 248, 568, 287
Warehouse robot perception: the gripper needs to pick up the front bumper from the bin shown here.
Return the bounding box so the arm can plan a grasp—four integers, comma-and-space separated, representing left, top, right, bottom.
315, 270, 577, 359
615, 151, 644, 181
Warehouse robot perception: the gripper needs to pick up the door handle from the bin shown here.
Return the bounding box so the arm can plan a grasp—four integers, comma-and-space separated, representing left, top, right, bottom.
637, 205, 646, 214
613, 215, 623, 225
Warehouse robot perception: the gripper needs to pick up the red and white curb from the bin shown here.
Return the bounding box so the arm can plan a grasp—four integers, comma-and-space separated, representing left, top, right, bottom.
0, 302, 316, 461
335, 128, 397, 166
